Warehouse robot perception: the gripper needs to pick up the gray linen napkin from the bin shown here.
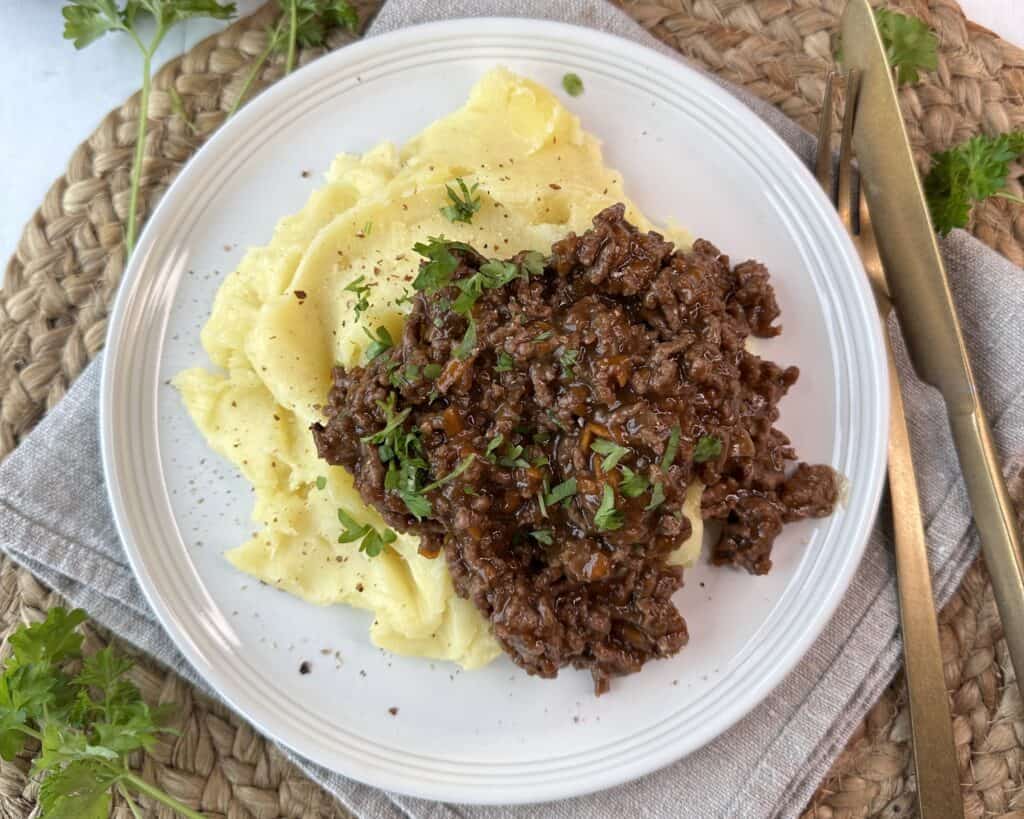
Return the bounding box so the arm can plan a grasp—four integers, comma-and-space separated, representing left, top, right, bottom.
2, 1, 1023, 817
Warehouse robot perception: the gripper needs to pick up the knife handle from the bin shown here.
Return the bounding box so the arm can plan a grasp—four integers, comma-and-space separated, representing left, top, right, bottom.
948, 406, 1024, 685
886, 339, 964, 819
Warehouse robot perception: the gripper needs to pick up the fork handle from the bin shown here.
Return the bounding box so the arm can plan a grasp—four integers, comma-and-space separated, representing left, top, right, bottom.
886, 337, 964, 819
947, 405, 1024, 689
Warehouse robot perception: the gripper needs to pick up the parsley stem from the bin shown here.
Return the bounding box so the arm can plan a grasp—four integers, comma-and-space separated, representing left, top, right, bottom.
123, 772, 207, 819
17, 725, 42, 741
995, 191, 1024, 205
124, 24, 168, 258
125, 46, 153, 257
119, 783, 145, 819
227, 22, 281, 119
285, 1, 299, 74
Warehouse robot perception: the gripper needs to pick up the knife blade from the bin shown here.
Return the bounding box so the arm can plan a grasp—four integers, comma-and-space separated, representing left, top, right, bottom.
840, 0, 1024, 695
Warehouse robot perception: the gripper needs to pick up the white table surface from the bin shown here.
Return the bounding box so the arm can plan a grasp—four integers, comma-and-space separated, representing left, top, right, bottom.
2, 0, 1021, 282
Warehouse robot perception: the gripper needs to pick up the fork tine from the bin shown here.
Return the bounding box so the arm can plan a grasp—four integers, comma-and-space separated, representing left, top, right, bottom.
814, 71, 837, 199
837, 69, 861, 233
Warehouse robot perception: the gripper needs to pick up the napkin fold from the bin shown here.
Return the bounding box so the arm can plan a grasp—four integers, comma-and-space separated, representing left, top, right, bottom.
2, 1, 1023, 818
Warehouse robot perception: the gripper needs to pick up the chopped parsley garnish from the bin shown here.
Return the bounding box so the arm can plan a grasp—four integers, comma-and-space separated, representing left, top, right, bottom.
533, 330, 554, 342
337, 509, 397, 558
362, 220, 373, 237
411, 236, 473, 294
485, 434, 504, 460
562, 72, 584, 97
498, 443, 529, 469
530, 529, 554, 545
363, 325, 394, 361
545, 409, 568, 432
454, 318, 477, 360
558, 348, 579, 378
520, 250, 546, 277
440, 177, 482, 224
389, 362, 421, 388
451, 259, 522, 316
362, 394, 429, 519
544, 477, 577, 507
590, 438, 629, 472
619, 466, 650, 498
360, 394, 411, 446
660, 424, 681, 471
315, 475, 327, 491
693, 434, 723, 463
345, 274, 372, 319
645, 481, 666, 511
495, 351, 515, 372
422, 363, 443, 380
594, 484, 624, 532
398, 489, 432, 520
421, 454, 477, 493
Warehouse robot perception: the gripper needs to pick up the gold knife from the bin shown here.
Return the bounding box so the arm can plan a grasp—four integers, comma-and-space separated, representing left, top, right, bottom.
840, 0, 1024, 699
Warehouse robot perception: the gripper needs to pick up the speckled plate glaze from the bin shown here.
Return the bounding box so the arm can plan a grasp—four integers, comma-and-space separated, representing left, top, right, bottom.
100, 19, 888, 805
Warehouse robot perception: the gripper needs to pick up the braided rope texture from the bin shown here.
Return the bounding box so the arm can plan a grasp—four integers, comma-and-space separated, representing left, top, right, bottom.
0, 1, 1021, 816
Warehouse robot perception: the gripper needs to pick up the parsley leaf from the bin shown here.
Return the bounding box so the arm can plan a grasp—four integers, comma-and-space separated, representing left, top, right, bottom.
440, 177, 482, 224
454, 318, 477, 360
544, 477, 577, 507
412, 236, 469, 293
619, 466, 650, 498
874, 8, 938, 86
693, 435, 723, 463
495, 351, 515, 373
315, 476, 327, 490
421, 455, 477, 493
485, 434, 505, 460
363, 325, 394, 361
530, 529, 554, 545
558, 348, 579, 378
562, 72, 584, 97
925, 131, 1024, 234
645, 481, 666, 511
8, 608, 87, 669
452, 259, 521, 316
590, 439, 629, 472
337, 509, 396, 557
63, 0, 236, 255
345, 275, 372, 319
594, 485, 624, 532
520, 250, 546, 277
422, 363, 443, 380
398, 489, 432, 520
660, 424, 681, 471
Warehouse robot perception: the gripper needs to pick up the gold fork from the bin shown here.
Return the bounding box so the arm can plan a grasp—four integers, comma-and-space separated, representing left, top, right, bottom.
815, 69, 963, 819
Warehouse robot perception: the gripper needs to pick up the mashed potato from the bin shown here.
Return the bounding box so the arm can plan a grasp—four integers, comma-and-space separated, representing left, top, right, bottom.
175, 68, 702, 670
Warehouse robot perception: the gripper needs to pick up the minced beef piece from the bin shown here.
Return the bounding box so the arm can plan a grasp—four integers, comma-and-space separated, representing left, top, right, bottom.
312, 204, 837, 694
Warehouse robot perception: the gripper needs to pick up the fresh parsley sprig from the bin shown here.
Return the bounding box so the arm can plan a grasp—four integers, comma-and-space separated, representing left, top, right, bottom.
337, 509, 396, 557
874, 8, 938, 86
62, 0, 237, 257
441, 178, 481, 224
693, 434, 723, 463
925, 131, 1024, 235
228, 0, 358, 117
594, 484, 624, 532
0, 608, 205, 818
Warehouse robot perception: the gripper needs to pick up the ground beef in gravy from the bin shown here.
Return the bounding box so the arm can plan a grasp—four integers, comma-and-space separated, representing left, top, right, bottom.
312, 204, 837, 694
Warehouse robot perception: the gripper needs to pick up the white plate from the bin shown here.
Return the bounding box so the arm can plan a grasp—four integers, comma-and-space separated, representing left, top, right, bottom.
100, 18, 888, 805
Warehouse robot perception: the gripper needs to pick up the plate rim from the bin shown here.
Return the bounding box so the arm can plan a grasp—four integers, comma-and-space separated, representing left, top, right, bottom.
100, 16, 889, 805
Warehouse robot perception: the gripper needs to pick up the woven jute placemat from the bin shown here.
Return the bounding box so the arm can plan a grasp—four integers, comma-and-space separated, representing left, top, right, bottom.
1, 1, 1022, 816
